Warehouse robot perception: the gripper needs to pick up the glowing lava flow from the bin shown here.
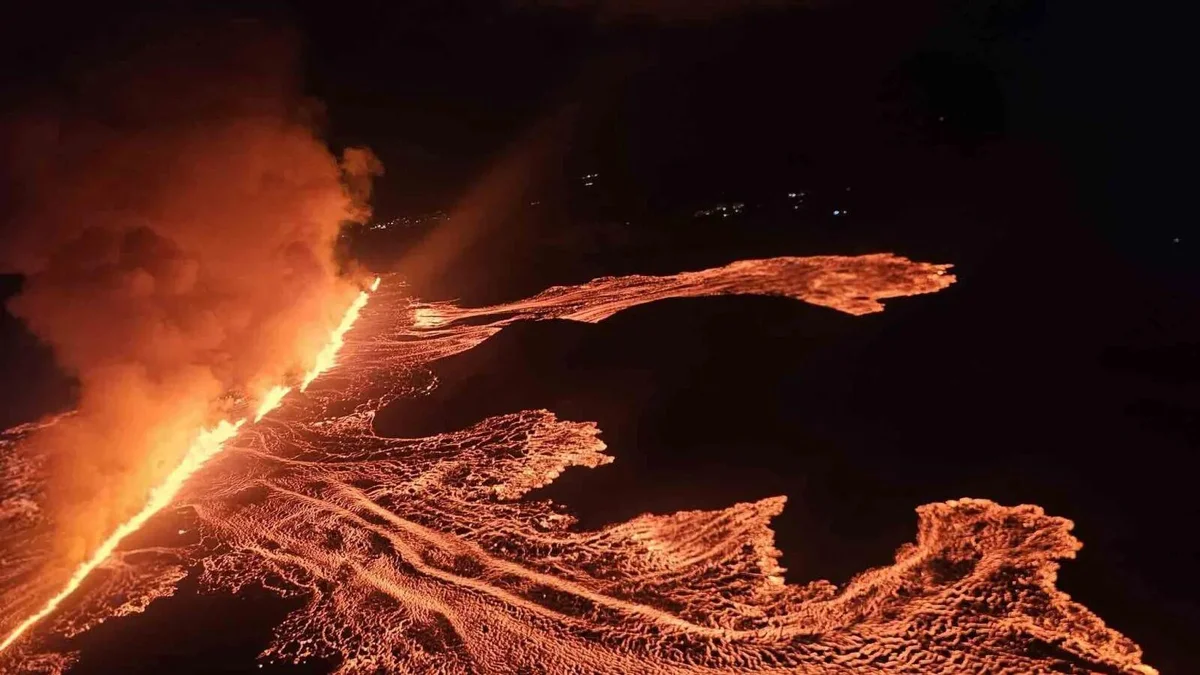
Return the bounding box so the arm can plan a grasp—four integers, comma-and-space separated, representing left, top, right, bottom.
0, 419, 243, 653
0, 277, 382, 655
0, 259, 1157, 674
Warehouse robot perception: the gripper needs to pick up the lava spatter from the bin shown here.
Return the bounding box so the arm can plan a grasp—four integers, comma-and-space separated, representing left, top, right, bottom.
0, 255, 1157, 674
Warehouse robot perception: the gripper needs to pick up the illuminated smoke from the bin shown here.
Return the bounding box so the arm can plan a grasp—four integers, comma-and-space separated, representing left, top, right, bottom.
0, 20, 380, 643
0, 275, 381, 655
0, 418, 244, 654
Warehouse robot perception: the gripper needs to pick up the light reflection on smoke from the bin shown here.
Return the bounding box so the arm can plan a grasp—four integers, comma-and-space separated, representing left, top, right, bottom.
0, 254, 1156, 674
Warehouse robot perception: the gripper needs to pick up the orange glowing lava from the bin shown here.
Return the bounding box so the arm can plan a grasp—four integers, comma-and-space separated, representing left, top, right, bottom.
0, 419, 243, 654
255, 385, 293, 423
300, 278, 379, 392
0, 258, 1158, 674
0, 277, 382, 658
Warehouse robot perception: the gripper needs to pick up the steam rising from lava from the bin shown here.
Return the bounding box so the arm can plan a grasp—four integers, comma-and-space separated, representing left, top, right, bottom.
0, 23, 379, 611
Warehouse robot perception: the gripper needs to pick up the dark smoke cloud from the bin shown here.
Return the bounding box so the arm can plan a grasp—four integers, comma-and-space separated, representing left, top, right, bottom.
0, 22, 379, 568
517, 0, 801, 22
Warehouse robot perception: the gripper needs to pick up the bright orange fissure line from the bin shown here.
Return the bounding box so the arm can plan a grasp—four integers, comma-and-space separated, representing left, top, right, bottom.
0, 277, 381, 654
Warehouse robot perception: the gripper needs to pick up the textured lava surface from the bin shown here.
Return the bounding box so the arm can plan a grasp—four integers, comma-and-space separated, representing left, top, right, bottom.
0, 255, 1156, 674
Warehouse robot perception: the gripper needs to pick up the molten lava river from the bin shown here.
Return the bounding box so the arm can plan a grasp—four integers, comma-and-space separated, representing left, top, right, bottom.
0, 255, 1156, 674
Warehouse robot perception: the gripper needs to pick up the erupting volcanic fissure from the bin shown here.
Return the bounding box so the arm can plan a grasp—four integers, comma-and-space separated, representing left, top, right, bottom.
0, 419, 244, 655
0, 277, 382, 656
0, 23, 388, 671
0, 255, 1158, 674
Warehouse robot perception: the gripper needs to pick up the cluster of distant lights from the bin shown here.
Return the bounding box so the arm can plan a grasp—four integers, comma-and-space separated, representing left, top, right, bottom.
694, 191, 849, 218
368, 211, 449, 231
364, 183, 858, 231
694, 202, 746, 218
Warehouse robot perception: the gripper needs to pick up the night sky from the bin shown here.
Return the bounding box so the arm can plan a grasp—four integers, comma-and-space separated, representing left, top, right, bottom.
1, 1, 1197, 672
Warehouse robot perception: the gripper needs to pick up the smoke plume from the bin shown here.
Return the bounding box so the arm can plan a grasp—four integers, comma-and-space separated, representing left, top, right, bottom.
0, 22, 379, 571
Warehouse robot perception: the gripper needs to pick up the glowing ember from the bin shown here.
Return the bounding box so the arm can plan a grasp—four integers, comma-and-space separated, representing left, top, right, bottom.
0, 258, 1157, 674
0, 279, 382, 658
